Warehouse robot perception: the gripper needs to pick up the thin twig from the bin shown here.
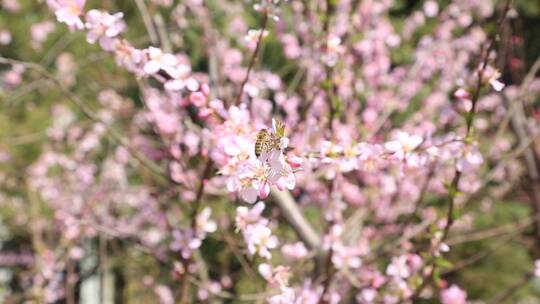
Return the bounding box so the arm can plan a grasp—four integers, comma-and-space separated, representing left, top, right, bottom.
153, 13, 172, 53
190, 159, 214, 231
235, 10, 269, 106
134, 0, 159, 45
99, 234, 107, 304
181, 158, 214, 304
447, 215, 536, 245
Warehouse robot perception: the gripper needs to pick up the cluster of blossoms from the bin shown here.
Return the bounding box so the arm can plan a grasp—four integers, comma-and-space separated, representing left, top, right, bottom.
236, 202, 278, 259
2, 0, 540, 303
235, 203, 309, 303
46, 0, 202, 97
170, 207, 217, 260
312, 130, 483, 181
213, 110, 298, 203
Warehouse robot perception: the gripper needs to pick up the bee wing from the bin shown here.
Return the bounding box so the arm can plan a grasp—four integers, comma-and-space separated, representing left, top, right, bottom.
272, 118, 285, 138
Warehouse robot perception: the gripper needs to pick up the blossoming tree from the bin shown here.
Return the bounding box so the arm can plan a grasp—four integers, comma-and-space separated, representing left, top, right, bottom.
1, 0, 540, 303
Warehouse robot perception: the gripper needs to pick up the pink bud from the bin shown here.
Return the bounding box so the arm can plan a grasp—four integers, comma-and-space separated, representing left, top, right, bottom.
190, 92, 207, 107
259, 182, 270, 199
201, 83, 210, 96
198, 108, 214, 119
454, 88, 470, 100
179, 97, 190, 107
287, 155, 303, 168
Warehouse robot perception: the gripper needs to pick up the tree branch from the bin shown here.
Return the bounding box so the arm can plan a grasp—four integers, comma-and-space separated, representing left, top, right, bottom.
271, 189, 321, 250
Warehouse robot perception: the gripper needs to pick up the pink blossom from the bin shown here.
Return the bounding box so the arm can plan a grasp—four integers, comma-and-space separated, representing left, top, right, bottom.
154, 285, 174, 304
2, 0, 20, 12
423, 1, 439, 17
169, 229, 201, 259
189, 91, 207, 107
385, 131, 423, 160
323, 224, 344, 251
244, 224, 278, 259
269, 156, 296, 191
386, 255, 410, 279
482, 66, 505, 92
331, 243, 362, 269
164, 65, 196, 92
85, 9, 126, 51
534, 260, 540, 277
68, 246, 84, 260
195, 207, 217, 238
143, 47, 178, 75
258, 263, 291, 288
3, 64, 25, 88
356, 288, 377, 303
0, 30, 11, 45
197, 281, 222, 301
441, 284, 467, 304
244, 29, 268, 49
322, 36, 345, 66
454, 88, 471, 101
47, 0, 86, 31
235, 202, 277, 259
235, 202, 267, 231
150, 0, 173, 7
287, 155, 303, 168
281, 242, 308, 260
113, 39, 145, 73
267, 287, 296, 304
281, 34, 301, 59
240, 161, 273, 202
31, 21, 56, 48
456, 143, 483, 172
357, 143, 384, 172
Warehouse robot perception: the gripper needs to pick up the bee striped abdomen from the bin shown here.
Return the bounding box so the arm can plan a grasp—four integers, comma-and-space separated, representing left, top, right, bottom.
254, 129, 270, 157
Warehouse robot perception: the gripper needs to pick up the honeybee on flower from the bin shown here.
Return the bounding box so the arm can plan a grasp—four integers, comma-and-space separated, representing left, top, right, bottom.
254, 118, 289, 161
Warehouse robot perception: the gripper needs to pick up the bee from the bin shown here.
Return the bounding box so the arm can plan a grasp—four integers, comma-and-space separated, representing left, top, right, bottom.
254, 119, 285, 158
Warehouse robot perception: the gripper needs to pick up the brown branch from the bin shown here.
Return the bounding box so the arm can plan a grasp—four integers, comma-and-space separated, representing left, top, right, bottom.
134, 0, 159, 45
181, 158, 214, 304
235, 10, 269, 106
271, 189, 321, 250
447, 215, 536, 246
190, 159, 214, 231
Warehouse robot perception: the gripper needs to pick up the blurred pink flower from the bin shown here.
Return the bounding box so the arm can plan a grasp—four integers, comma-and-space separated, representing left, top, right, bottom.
244, 224, 278, 259
386, 255, 410, 279
47, 0, 86, 31
143, 47, 178, 75
236, 202, 267, 231
281, 242, 308, 260
534, 260, 540, 277
0, 29, 11, 45
85, 9, 126, 51
441, 284, 467, 304
385, 131, 423, 160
